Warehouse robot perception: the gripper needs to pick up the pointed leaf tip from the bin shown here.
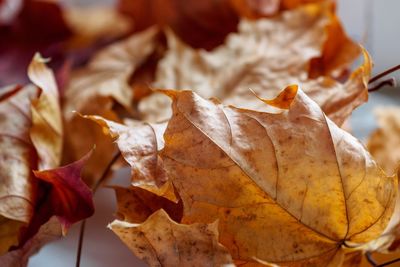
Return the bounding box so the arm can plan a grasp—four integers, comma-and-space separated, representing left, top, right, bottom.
32, 150, 94, 234
259, 84, 299, 109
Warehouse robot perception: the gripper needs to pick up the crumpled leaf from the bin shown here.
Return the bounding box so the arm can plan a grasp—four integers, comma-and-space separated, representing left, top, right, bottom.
0, 85, 39, 253
0, 55, 93, 257
82, 115, 175, 200
112, 186, 182, 224
140, 3, 368, 126
28, 53, 63, 170
25, 151, 94, 238
64, 27, 161, 118
63, 27, 163, 186
123, 86, 396, 265
109, 209, 235, 267
359, 107, 400, 257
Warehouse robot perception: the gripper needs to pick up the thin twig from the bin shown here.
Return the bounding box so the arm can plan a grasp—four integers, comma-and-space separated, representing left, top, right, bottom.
368, 77, 396, 92
369, 64, 400, 83
75, 220, 86, 267
93, 152, 122, 192
365, 251, 400, 267
366, 252, 377, 266
377, 257, 400, 267
75, 151, 122, 267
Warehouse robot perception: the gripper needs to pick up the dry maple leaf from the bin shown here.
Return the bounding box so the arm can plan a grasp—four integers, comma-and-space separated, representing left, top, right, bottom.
0, 84, 39, 253
63, 27, 164, 186
112, 186, 182, 224
140, 3, 368, 126
0, 55, 94, 260
102, 86, 397, 266
0, 53, 64, 253
84, 112, 181, 202
81, 115, 177, 200
352, 107, 400, 264
160, 86, 395, 265
19, 151, 95, 242
109, 209, 235, 267
331, 107, 400, 266
28, 54, 63, 170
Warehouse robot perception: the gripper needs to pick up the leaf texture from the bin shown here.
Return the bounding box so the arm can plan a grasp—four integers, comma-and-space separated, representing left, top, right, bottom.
140, 3, 369, 126
110, 209, 235, 267
155, 86, 396, 265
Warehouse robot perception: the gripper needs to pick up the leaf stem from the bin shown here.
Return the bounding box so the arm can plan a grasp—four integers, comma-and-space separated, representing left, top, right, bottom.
368, 77, 396, 92
377, 258, 400, 267
75, 151, 122, 267
369, 65, 400, 84
366, 252, 377, 266
365, 251, 400, 267
75, 220, 86, 267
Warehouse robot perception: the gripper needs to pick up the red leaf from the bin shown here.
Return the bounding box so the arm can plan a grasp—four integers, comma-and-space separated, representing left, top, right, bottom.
17, 152, 94, 246
33, 151, 94, 232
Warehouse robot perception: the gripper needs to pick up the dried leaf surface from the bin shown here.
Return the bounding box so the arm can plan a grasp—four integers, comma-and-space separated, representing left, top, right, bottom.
110, 209, 234, 267
155, 87, 395, 265
30, 152, 94, 235
140, 4, 368, 126
84, 115, 175, 200
363, 107, 400, 255
0, 85, 39, 253
28, 53, 63, 170
64, 28, 160, 116
63, 27, 161, 185
112, 186, 182, 224
0, 55, 93, 256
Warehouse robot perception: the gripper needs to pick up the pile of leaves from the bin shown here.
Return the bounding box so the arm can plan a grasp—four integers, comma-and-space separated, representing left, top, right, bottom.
1, 0, 400, 266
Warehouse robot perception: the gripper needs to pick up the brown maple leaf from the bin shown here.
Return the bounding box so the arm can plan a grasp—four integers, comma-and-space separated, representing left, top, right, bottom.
352, 108, 400, 265
0, 84, 39, 254
0, 55, 94, 259
112, 186, 182, 224
82, 116, 172, 198
63, 27, 164, 186
101, 86, 396, 266
139, 3, 368, 126
110, 209, 235, 267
